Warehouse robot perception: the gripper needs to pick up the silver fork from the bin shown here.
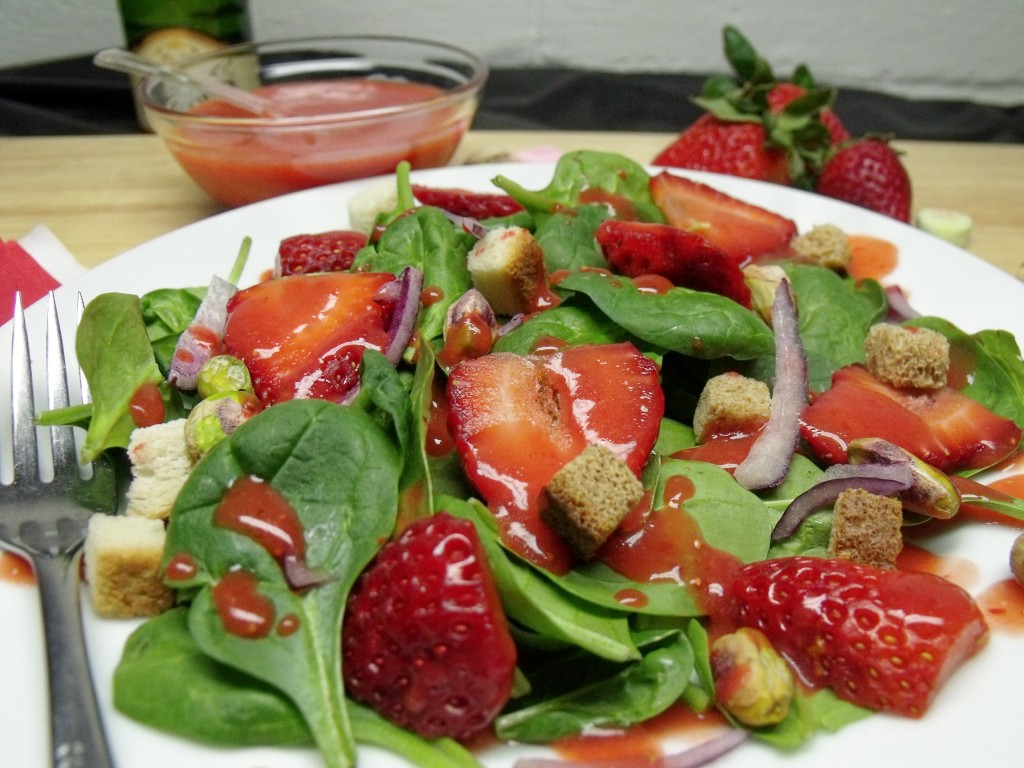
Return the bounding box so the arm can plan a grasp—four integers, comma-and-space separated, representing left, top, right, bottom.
1, 292, 118, 768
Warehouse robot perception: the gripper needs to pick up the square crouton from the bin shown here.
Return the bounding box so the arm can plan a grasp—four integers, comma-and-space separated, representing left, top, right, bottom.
790, 224, 853, 271
85, 514, 175, 618
467, 225, 547, 316
864, 323, 950, 390
828, 488, 904, 570
542, 444, 644, 561
125, 419, 193, 520
692, 373, 771, 444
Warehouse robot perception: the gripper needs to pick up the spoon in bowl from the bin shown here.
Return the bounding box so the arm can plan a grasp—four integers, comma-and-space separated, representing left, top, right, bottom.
93, 47, 282, 117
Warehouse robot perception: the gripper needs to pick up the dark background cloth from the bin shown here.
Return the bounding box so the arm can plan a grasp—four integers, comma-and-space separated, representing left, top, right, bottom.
2, 55, 1022, 142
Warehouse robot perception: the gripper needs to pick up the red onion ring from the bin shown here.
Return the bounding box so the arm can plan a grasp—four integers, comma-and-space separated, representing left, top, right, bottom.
885, 284, 920, 321
771, 462, 914, 541
439, 209, 491, 239
380, 266, 424, 365
733, 279, 807, 491
167, 275, 237, 391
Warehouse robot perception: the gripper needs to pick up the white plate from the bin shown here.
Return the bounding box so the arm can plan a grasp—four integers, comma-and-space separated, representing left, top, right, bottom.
2, 163, 1022, 768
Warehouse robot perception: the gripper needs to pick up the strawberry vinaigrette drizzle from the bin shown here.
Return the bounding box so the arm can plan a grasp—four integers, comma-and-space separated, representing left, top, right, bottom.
128, 380, 165, 427
599, 474, 741, 629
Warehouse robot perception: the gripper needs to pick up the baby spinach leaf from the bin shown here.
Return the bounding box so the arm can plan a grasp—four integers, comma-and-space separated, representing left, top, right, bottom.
556, 270, 774, 360
494, 630, 694, 743
753, 687, 871, 749
76, 292, 166, 461
495, 150, 666, 225
533, 204, 611, 272
554, 459, 772, 616
114, 608, 312, 746
164, 399, 403, 768
140, 286, 204, 373
910, 317, 1024, 428
493, 298, 630, 354
115, 609, 483, 767
351, 206, 472, 343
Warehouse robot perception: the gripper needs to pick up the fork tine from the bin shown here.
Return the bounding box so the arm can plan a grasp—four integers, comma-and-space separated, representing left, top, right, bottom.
10, 292, 39, 480
45, 293, 78, 476
76, 292, 91, 405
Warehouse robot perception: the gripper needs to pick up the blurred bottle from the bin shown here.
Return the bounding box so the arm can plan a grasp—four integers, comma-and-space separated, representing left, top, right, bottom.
117, 0, 252, 130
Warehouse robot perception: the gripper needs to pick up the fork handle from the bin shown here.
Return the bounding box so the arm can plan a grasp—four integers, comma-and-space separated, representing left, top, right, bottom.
34, 552, 116, 768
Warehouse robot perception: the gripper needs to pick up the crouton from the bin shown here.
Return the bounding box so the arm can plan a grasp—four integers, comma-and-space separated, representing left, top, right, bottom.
467, 225, 547, 316
125, 419, 193, 520
790, 224, 852, 271
542, 444, 644, 561
692, 373, 771, 444
84, 514, 174, 618
828, 488, 903, 569
864, 323, 950, 389
347, 177, 399, 235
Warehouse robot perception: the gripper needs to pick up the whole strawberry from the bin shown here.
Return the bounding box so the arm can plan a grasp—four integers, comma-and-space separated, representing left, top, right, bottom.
731, 556, 988, 717
653, 114, 790, 184
342, 512, 517, 739
275, 230, 368, 277
815, 139, 912, 222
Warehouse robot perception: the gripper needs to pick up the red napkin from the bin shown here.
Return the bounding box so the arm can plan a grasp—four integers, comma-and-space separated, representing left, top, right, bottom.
1, 228, 86, 325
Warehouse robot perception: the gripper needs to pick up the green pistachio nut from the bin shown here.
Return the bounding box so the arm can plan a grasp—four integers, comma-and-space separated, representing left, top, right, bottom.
847, 437, 961, 519
1012, 533, 1024, 586
196, 354, 253, 399
711, 627, 794, 727
185, 391, 259, 461
742, 264, 789, 325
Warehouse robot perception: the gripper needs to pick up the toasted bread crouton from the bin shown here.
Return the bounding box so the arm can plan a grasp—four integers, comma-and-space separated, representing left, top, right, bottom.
85, 514, 174, 618
790, 224, 852, 271
864, 323, 950, 389
347, 177, 399, 235
542, 444, 644, 561
125, 419, 193, 520
828, 488, 903, 569
467, 225, 547, 316
693, 373, 771, 444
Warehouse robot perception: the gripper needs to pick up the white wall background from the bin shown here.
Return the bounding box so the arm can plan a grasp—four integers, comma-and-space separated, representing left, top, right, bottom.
2, 1, 1022, 106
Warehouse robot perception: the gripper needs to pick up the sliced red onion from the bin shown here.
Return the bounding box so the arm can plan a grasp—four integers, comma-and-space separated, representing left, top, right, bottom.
167, 275, 237, 391
771, 462, 914, 541
885, 285, 920, 321
512, 729, 747, 768
439, 208, 491, 239
379, 266, 423, 365
497, 312, 525, 337
282, 555, 334, 591
733, 279, 807, 491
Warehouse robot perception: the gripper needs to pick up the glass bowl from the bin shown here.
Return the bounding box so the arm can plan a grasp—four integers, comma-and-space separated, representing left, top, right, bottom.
140, 35, 488, 207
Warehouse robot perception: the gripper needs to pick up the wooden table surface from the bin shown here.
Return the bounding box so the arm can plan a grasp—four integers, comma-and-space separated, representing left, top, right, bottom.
1, 131, 1022, 279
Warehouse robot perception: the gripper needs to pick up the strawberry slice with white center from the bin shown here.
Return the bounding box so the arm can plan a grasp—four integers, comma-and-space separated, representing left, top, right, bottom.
224, 272, 395, 405
800, 364, 1022, 473
446, 342, 664, 573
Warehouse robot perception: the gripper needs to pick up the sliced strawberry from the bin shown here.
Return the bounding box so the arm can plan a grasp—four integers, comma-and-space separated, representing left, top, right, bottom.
800, 364, 1022, 473
446, 343, 664, 574
343, 512, 517, 739
412, 184, 525, 219
650, 172, 797, 264
275, 230, 368, 277
223, 272, 394, 405
596, 219, 751, 306
653, 115, 790, 185
731, 556, 988, 717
